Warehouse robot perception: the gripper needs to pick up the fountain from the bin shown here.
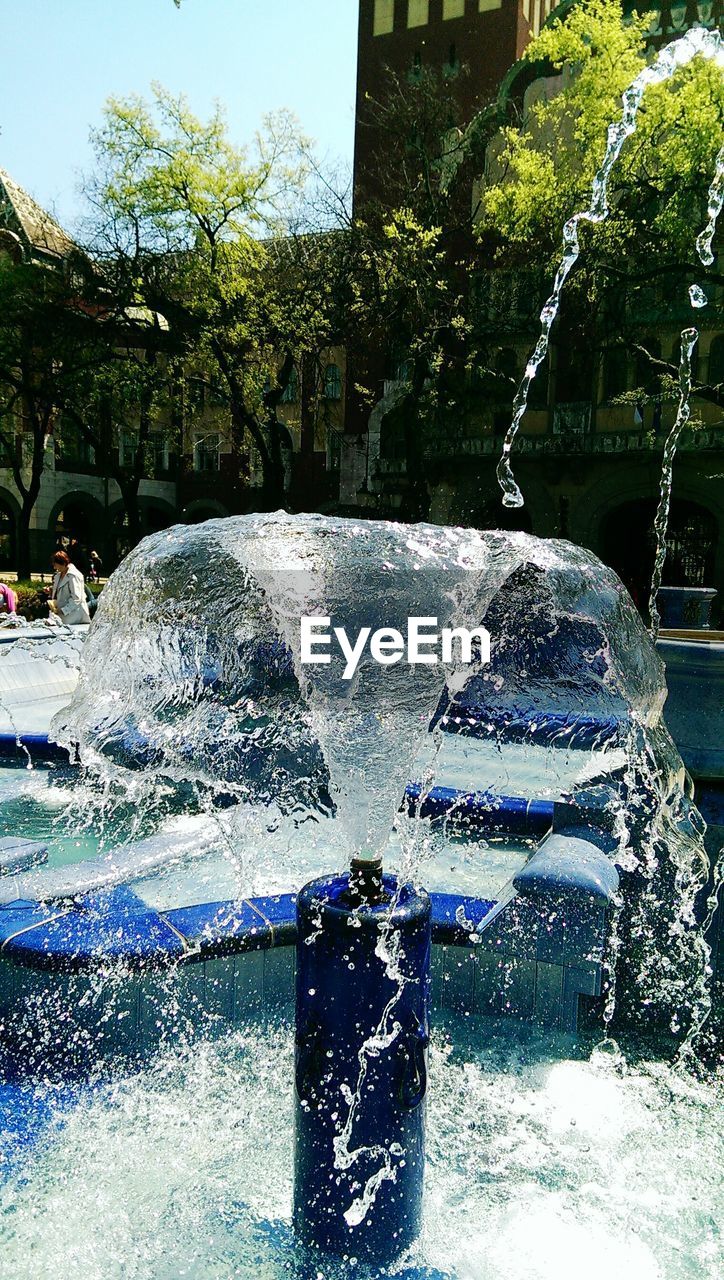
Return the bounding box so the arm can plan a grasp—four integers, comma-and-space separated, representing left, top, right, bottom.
0, 509, 716, 1275
0, 28, 722, 1278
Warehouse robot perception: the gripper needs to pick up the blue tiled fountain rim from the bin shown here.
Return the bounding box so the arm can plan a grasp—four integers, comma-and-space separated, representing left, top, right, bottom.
0, 886, 497, 974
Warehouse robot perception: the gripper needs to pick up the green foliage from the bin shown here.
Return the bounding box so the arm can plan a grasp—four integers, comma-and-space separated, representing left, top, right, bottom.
89, 86, 342, 502
475, 0, 724, 415
480, 0, 724, 281
343, 61, 546, 516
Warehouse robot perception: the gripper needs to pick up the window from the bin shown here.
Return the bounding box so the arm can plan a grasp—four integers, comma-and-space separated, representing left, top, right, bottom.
187, 376, 205, 413
150, 433, 170, 475
443, 0, 465, 17
556, 339, 594, 402
373, 0, 394, 36
496, 348, 518, 396
0, 425, 11, 467
281, 366, 299, 404
528, 360, 549, 410
634, 338, 662, 393
408, 0, 429, 29
602, 346, 628, 401
323, 364, 343, 401
193, 432, 221, 473
709, 334, 724, 387
478, 0, 502, 11
327, 427, 342, 472
119, 430, 138, 469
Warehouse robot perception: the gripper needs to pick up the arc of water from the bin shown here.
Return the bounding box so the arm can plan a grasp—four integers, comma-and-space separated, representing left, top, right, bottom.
647, 327, 699, 638
647, 143, 724, 636
696, 142, 724, 267
497, 27, 724, 510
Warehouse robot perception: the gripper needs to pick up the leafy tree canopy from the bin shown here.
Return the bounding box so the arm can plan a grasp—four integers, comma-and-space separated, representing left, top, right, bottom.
480, 0, 723, 292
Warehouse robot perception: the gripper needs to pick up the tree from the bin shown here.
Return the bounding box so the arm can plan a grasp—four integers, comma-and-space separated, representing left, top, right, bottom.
86, 87, 341, 511
0, 256, 58, 578
477, 0, 724, 407
0, 239, 181, 573
343, 65, 502, 520
59, 294, 179, 552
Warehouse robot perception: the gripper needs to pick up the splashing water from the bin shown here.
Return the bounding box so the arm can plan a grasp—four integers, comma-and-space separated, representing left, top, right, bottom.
689, 284, 708, 308
497, 27, 724, 510
46, 513, 715, 1036
647, 327, 700, 637
696, 142, 724, 267
0, 1015, 721, 1280
647, 144, 724, 634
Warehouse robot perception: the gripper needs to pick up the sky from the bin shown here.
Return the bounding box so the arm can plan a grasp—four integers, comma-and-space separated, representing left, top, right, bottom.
0, 0, 359, 233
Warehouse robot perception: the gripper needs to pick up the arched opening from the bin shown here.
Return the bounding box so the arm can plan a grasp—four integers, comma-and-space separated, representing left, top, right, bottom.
182, 499, 230, 525
0, 497, 16, 570
144, 504, 175, 536
111, 502, 176, 564
467, 498, 533, 535
52, 496, 105, 552
599, 497, 717, 611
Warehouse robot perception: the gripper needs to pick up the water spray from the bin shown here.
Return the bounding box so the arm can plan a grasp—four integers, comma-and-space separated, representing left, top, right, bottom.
293, 858, 431, 1265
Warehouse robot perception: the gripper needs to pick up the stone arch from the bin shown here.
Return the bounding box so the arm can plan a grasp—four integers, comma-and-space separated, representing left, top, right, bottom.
107, 496, 178, 566
0, 486, 19, 570
578, 470, 721, 609
574, 466, 724, 555
47, 491, 107, 546
182, 499, 230, 524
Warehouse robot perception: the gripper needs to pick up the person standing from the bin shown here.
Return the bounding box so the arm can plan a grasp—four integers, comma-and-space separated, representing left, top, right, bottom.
68, 538, 91, 578
0, 583, 17, 616
46, 551, 91, 626
88, 549, 103, 583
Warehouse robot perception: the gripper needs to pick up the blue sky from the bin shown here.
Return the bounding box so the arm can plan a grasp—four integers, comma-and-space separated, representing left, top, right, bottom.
0, 0, 359, 232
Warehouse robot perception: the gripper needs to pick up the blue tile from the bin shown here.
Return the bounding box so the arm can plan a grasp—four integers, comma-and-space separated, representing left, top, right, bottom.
3, 888, 185, 972
165, 900, 272, 954
431, 892, 496, 946
534, 961, 565, 1028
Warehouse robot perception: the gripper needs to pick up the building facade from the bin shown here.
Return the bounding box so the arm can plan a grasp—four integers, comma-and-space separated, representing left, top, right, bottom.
0, 171, 344, 573
343, 0, 724, 616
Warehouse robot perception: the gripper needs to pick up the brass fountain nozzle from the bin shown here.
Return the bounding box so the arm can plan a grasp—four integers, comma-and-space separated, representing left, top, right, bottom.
348, 856, 386, 907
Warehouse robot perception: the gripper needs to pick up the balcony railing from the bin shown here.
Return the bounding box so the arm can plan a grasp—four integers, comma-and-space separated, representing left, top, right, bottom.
553, 403, 591, 435
374, 423, 724, 474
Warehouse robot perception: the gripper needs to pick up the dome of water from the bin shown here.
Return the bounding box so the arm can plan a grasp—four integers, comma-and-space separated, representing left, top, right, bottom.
48, 512, 711, 1031
56, 513, 658, 852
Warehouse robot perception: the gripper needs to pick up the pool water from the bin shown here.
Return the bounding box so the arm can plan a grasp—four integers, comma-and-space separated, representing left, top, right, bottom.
0, 762, 535, 905
0, 1013, 720, 1280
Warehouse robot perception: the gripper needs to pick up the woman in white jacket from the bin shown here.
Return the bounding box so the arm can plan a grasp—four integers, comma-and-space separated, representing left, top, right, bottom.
48, 551, 91, 626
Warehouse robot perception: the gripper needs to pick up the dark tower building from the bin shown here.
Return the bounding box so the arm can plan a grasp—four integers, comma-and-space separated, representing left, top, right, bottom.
353, 0, 554, 203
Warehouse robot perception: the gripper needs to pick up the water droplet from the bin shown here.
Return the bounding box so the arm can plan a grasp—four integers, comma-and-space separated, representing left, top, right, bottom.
689, 284, 708, 308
